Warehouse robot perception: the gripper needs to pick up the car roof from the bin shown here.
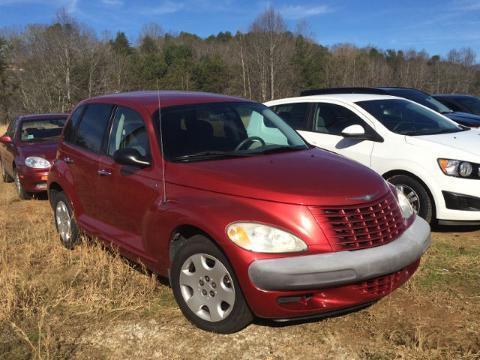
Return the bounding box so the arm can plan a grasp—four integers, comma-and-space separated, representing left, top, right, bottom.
18, 113, 69, 121
377, 87, 430, 95
268, 93, 401, 104
433, 94, 474, 98
83, 91, 252, 113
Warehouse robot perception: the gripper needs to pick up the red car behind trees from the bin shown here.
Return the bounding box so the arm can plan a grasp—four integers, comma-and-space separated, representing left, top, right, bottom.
47, 91, 430, 333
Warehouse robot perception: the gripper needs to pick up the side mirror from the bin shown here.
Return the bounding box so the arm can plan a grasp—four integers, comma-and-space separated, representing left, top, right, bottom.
341, 124, 366, 138
0, 134, 12, 144
113, 148, 151, 168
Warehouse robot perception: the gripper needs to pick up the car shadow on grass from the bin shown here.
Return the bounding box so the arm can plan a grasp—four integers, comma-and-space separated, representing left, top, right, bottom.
253, 301, 376, 328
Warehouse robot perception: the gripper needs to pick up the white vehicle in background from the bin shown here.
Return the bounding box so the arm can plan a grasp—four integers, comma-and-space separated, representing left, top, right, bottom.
266, 91, 480, 225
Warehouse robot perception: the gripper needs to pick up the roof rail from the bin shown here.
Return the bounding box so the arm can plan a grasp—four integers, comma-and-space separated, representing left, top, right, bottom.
300, 87, 388, 96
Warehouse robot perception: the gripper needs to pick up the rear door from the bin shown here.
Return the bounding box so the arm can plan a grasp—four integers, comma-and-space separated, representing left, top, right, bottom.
270, 102, 312, 135
95, 105, 160, 253
60, 103, 114, 222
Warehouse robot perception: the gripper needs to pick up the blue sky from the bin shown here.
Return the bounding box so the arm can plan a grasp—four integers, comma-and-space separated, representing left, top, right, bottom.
0, 0, 479, 57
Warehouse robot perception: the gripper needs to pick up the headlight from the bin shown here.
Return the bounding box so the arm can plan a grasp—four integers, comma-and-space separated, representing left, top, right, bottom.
438, 159, 478, 178
226, 222, 307, 253
395, 188, 415, 220
25, 156, 51, 169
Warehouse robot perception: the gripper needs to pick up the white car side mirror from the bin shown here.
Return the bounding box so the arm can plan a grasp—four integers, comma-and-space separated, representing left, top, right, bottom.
341, 124, 366, 137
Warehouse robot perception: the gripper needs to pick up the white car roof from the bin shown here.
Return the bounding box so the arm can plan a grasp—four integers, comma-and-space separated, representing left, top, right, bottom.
266, 93, 401, 105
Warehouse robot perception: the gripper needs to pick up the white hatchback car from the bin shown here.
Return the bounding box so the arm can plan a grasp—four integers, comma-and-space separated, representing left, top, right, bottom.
266, 93, 480, 225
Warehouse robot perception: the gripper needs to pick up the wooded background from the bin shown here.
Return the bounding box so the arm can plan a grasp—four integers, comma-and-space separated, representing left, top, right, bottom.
0, 8, 479, 124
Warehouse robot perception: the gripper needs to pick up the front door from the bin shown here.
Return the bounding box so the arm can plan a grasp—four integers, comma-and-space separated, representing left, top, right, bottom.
96, 106, 160, 253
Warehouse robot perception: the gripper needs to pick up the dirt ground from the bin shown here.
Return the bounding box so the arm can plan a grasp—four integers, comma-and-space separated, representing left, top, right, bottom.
0, 170, 479, 359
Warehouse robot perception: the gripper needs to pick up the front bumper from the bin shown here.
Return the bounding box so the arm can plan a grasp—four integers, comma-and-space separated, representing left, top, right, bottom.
248, 216, 430, 291
18, 166, 50, 193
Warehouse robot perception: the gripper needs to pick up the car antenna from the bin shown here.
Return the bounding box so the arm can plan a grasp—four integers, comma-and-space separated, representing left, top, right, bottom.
157, 83, 167, 204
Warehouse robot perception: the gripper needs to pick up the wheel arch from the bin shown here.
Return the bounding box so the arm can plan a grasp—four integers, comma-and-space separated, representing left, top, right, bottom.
48, 182, 64, 207
169, 224, 213, 262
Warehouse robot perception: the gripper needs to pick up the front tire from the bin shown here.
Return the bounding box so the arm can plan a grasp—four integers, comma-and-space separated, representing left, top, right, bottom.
388, 174, 433, 223
53, 191, 80, 249
170, 235, 253, 333
14, 169, 30, 200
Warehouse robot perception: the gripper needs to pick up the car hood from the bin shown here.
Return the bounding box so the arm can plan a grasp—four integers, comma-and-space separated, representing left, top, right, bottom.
445, 111, 480, 127
406, 129, 480, 158
167, 147, 390, 206
17, 141, 59, 162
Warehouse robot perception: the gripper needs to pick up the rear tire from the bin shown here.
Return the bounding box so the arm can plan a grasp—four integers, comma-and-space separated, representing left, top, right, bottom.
170, 235, 253, 333
52, 191, 80, 249
388, 174, 433, 223
14, 169, 30, 200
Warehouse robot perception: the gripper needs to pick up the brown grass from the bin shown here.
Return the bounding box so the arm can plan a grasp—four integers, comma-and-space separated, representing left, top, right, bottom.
0, 135, 479, 358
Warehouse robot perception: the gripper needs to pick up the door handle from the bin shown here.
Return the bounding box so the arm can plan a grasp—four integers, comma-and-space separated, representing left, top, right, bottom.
64, 156, 74, 164
97, 169, 112, 176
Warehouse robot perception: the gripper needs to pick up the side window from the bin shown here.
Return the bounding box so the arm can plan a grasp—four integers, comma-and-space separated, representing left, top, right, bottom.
313, 103, 367, 135
441, 99, 462, 112
271, 103, 309, 130
108, 107, 150, 158
74, 104, 113, 153
63, 105, 85, 143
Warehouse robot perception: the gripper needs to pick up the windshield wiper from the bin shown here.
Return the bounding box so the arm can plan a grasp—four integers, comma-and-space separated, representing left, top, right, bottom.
173, 151, 253, 162
251, 145, 307, 154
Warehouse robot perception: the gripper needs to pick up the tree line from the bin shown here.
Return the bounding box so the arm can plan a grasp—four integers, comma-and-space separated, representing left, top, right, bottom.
0, 8, 479, 124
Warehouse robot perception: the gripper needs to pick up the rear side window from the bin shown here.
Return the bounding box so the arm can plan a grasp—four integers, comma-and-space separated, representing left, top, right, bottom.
107, 107, 151, 158
313, 103, 366, 135
73, 104, 113, 153
63, 106, 85, 143
271, 103, 309, 130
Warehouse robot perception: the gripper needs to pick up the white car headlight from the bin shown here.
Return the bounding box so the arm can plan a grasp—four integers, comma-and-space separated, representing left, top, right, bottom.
226, 222, 307, 253
438, 159, 477, 178
395, 187, 415, 220
25, 156, 51, 169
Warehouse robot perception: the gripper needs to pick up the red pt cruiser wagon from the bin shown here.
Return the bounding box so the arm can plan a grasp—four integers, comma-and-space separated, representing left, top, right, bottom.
48, 91, 431, 333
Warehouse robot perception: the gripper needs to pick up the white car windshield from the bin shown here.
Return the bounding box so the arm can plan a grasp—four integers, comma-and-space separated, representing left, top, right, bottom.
357, 99, 466, 136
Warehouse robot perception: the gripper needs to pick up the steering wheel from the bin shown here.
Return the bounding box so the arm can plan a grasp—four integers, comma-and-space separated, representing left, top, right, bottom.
392, 122, 415, 133
234, 136, 266, 151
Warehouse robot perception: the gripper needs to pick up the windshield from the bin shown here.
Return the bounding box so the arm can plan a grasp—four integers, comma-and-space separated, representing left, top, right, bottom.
357, 99, 465, 136
386, 89, 452, 113
455, 97, 480, 115
159, 102, 308, 162
20, 118, 66, 142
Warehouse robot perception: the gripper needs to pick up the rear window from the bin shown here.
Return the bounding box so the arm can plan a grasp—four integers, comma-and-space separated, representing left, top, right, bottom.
271, 103, 309, 130
20, 118, 66, 142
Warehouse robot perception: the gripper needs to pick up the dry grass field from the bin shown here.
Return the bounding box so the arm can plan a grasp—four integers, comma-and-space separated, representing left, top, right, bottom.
1, 123, 480, 359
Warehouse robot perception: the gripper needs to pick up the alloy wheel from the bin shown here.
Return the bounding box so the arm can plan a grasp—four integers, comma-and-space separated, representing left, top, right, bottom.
14, 172, 22, 195
56, 201, 72, 244
396, 184, 421, 213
